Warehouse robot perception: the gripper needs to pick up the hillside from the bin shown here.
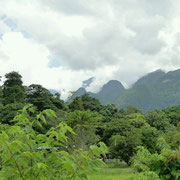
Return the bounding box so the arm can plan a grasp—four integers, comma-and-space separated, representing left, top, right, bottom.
72, 80, 125, 104
114, 69, 180, 112
92, 80, 125, 104
72, 69, 180, 112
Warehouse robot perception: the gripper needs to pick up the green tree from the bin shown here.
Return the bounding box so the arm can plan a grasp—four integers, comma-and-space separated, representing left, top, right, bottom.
3, 71, 23, 87
163, 105, 180, 126
99, 104, 118, 123
26, 84, 57, 111
2, 71, 25, 104
126, 106, 142, 115
69, 97, 84, 111
165, 122, 180, 149
0, 103, 24, 124
145, 110, 174, 132
109, 129, 142, 164
81, 94, 102, 111
141, 126, 159, 153
126, 113, 147, 128
66, 110, 102, 149
103, 117, 132, 144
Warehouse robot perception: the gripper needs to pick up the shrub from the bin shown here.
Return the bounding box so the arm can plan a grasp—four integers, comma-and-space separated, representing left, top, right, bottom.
132, 139, 180, 180
0, 105, 107, 180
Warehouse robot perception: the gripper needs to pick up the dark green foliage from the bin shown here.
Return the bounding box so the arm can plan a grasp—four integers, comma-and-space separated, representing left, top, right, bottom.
2, 71, 25, 105
133, 139, 180, 180
0, 72, 66, 126
26, 84, 65, 112
26, 84, 55, 111
3, 71, 23, 87
103, 118, 132, 144
165, 123, 180, 149
69, 94, 102, 112
141, 126, 159, 153
81, 94, 102, 111
125, 106, 142, 114
109, 129, 142, 164
69, 97, 84, 111
3, 85, 25, 104
99, 104, 118, 122
104, 113, 161, 164
0, 103, 24, 124
145, 110, 174, 132
163, 105, 180, 126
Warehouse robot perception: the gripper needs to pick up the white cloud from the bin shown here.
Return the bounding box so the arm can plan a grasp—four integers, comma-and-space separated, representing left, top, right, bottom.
0, 0, 180, 99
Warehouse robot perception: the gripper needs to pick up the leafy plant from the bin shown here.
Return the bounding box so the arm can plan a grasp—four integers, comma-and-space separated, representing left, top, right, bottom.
0, 105, 107, 180
132, 139, 180, 180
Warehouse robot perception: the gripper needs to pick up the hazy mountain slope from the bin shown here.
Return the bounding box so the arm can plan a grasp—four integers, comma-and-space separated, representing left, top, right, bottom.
93, 80, 125, 104
114, 69, 180, 112
72, 80, 125, 104
134, 69, 165, 86
71, 69, 180, 112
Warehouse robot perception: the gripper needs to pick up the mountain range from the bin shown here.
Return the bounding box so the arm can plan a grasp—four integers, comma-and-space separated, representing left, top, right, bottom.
72, 69, 180, 112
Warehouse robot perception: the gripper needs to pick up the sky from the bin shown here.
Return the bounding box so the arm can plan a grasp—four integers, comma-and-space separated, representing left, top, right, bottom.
0, 0, 180, 99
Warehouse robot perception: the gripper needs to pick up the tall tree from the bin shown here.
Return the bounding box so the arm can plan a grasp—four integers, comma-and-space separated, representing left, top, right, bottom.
66, 110, 102, 149
26, 84, 56, 111
26, 84, 65, 112
2, 71, 25, 104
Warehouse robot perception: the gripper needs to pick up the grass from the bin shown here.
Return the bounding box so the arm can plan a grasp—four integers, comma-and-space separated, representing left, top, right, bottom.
87, 167, 135, 180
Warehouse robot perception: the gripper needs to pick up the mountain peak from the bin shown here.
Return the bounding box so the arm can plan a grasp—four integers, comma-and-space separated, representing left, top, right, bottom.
134, 69, 165, 86
102, 80, 125, 90
94, 80, 125, 104
150, 69, 164, 73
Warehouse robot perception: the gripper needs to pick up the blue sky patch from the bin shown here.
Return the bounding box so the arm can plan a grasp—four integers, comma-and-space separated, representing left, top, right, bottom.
48, 59, 61, 68
1, 16, 17, 30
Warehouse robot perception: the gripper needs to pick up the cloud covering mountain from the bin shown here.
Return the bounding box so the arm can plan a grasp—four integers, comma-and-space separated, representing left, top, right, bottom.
0, 0, 180, 99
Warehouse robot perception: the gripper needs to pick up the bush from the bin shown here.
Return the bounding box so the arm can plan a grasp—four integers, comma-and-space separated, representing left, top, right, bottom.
132, 139, 180, 180
0, 105, 108, 180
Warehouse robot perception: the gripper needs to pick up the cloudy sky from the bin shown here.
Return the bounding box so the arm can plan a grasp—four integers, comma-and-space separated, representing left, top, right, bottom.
0, 0, 180, 99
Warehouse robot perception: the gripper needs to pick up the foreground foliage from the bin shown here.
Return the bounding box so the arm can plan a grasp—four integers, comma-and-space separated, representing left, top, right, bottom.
0, 105, 107, 180
0, 71, 180, 179
133, 139, 180, 180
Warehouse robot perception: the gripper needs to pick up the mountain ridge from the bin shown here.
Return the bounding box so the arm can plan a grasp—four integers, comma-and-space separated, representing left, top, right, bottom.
72, 68, 180, 112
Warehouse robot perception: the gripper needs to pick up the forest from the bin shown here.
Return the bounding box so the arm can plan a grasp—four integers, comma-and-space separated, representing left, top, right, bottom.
0, 71, 180, 180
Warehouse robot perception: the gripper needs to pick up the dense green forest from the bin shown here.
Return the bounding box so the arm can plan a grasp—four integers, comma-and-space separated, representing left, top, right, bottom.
0, 71, 180, 179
